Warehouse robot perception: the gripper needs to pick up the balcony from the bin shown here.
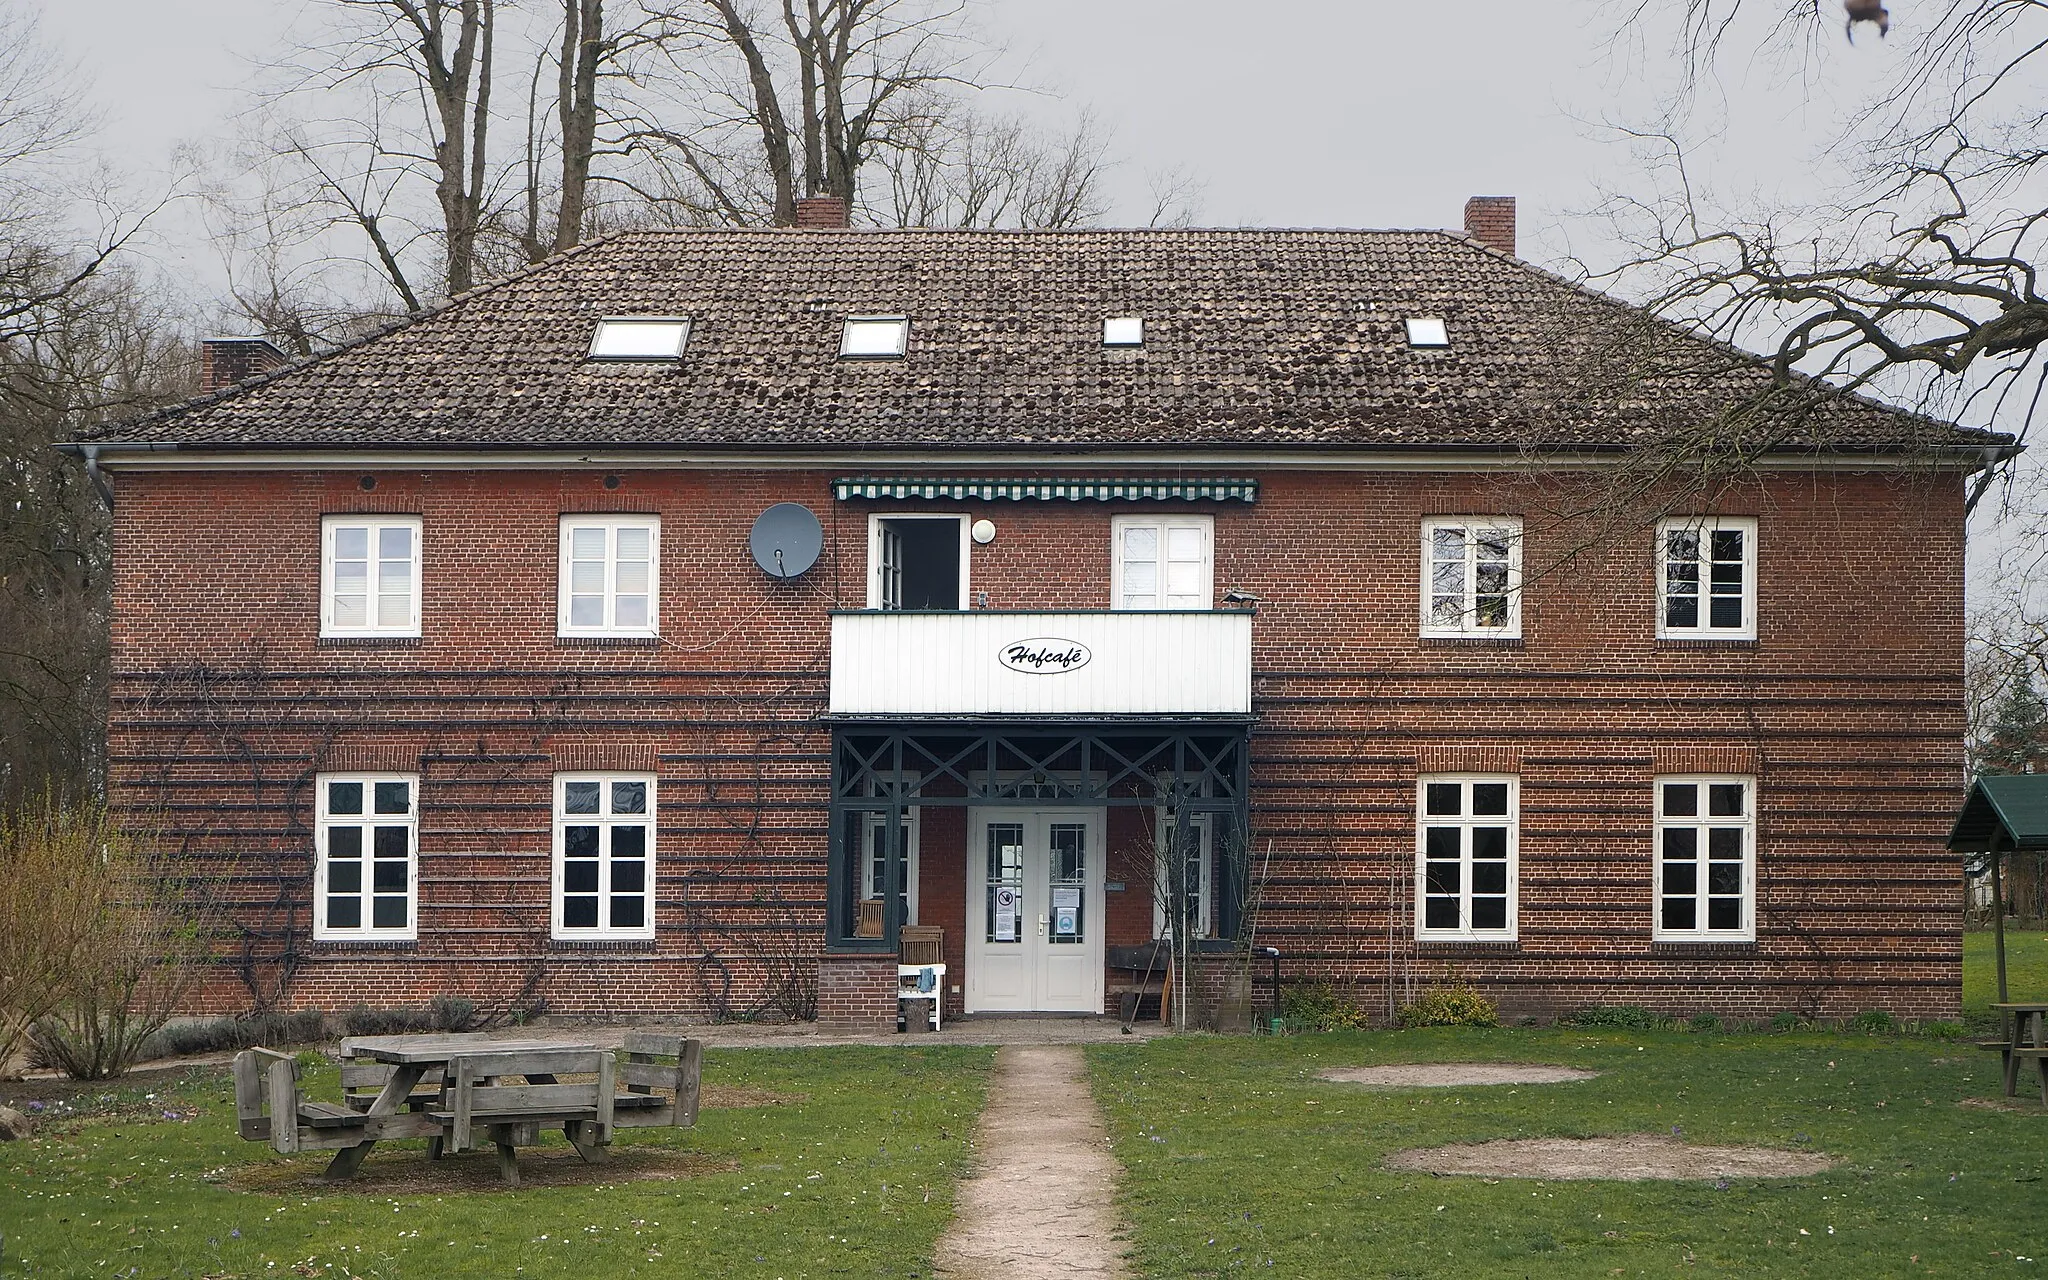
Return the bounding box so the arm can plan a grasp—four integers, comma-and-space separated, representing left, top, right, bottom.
828, 609, 1253, 718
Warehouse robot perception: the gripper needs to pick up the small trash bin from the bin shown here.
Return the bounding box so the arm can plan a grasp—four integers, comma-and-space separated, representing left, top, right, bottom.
899, 996, 937, 1033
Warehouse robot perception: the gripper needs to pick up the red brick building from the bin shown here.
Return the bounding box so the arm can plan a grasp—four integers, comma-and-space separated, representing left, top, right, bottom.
65, 198, 2000, 1029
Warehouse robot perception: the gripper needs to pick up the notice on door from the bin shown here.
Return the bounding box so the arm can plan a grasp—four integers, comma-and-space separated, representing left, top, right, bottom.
1052, 886, 1080, 936
994, 887, 1018, 941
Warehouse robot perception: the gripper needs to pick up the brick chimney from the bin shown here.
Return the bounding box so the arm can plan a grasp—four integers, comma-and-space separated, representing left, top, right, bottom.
1463, 196, 1517, 257
794, 195, 851, 229
200, 337, 289, 393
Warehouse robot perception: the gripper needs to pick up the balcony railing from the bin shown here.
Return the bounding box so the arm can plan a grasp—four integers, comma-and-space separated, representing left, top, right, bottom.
828, 609, 1253, 718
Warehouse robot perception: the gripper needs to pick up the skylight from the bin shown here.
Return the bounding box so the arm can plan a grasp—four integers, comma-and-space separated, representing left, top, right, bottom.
840, 316, 909, 359
1102, 316, 1144, 347
1405, 317, 1450, 348
588, 317, 690, 360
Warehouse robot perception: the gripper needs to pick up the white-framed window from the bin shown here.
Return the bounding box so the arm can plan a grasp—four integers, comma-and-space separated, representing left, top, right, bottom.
552, 774, 656, 939
1416, 775, 1517, 940
1657, 516, 1757, 639
321, 516, 422, 638
866, 513, 969, 610
558, 515, 659, 637
1113, 515, 1213, 610
1152, 811, 1212, 940
1420, 517, 1522, 638
588, 316, 689, 360
1655, 775, 1754, 941
861, 808, 921, 925
314, 773, 418, 941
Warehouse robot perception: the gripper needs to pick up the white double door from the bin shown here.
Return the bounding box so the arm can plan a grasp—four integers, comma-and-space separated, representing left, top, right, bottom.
964, 808, 1106, 1013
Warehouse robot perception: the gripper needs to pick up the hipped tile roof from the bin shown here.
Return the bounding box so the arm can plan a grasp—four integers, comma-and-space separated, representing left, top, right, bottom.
77, 228, 2006, 455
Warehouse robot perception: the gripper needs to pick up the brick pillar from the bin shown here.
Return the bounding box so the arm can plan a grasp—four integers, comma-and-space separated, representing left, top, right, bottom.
1462, 196, 1517, 257
794, 196, 851, 229
816, 953, 898, 1032
200, 338, 289, 392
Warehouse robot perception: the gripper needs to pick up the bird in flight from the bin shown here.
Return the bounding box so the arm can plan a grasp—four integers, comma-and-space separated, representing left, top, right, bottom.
1845, 0, 1890, 40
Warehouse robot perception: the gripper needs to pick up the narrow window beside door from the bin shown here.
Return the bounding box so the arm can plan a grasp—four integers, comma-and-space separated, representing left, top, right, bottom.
862, 809, 920, 926
553, 774, 656, 939
1153, 812, 1212, 940
1416, 775, 1518, 940
315, 773, 417, 940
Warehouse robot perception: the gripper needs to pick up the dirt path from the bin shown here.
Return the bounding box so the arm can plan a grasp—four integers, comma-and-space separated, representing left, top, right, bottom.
934, 1044, 1127, 1279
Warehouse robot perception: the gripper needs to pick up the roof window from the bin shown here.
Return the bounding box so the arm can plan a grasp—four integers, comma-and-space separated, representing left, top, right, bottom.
1102, 316, 1144, 347
1405, 317, 1450, 348
840, 316, 909, 359
588, 317, 690, 360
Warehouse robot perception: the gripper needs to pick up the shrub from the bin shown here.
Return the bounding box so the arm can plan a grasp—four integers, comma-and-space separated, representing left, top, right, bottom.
1396, 983, 1499, 1029
0, 794, 113, 1073
1914, 1020, 1967, 1042
1770, 1010, 1810, 1032
1279, 982, 1371, 1032
1688, 1013, 1722, 1033
21, 803, 216, 1080
1561, 1004, 1662, 1030
139, 1009, 330, 1060
1849, 1008, 1897, 1036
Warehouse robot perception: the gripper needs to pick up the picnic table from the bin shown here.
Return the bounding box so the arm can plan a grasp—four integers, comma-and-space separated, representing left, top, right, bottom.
235, 1032, 701, 1185
1988, 1002, 2048, 1102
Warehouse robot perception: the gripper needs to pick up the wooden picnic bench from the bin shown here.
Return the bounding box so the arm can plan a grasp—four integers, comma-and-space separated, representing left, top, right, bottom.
1988, 1002, 2048, 1104
233, 1032, 702, 1185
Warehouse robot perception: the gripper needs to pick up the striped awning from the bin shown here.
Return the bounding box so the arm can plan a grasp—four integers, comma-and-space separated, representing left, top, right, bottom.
831, 476, 1258, 503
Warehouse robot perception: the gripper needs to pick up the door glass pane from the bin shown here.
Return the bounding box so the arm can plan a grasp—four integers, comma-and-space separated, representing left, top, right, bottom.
1048, 824, 1087, 944
985, 824, 1024, 944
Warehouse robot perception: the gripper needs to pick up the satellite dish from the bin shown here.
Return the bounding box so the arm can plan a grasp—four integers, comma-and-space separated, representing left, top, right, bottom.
749, 502, 823, 579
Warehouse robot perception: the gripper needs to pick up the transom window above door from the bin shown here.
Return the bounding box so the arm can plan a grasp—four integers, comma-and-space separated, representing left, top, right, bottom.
867, 514, 967, 610
321, 516, 421, 638
1113, 515, 1213, 610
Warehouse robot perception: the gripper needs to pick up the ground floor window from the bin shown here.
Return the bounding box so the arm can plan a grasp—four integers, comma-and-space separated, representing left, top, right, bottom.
1153, 811, 1212, 940
1416, 775, 1517, 940
1655, 775, 1754, 940
315, 773, 417, 940
553, 774, 655, 938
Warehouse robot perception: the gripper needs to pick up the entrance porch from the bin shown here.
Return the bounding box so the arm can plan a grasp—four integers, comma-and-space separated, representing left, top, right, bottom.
822, 721, 1252, 1029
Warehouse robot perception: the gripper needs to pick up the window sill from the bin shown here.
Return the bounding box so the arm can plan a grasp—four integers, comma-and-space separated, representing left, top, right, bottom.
1415, 938, 1520, 954
548, 937, 657, 952
1418, 635, 1524, 650
1650, 939, 1758, 956
1655, 636, 1758, 650
318, 635, 423, 649
555, 635, 664, 648
310, 938, 418, 951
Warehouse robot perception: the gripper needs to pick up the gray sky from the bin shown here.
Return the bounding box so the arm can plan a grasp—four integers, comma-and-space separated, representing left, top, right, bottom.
32, 0, 1890, 250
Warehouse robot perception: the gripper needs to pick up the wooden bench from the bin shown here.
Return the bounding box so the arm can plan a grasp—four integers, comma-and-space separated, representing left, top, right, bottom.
341, 1061, 448, 1114
233, 1048, 442, 1155
614, 1032, 703, 1129
430, 1048, 615, 1184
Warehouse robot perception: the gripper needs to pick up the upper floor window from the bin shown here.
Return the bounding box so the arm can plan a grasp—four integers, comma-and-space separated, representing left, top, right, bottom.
553, 774, 655, 939
1657, 516, 1756, 640
1420, 517, 1521, 638
1655, 776, 1754, 940
1113, 515, 1212, 610
321, 516, 421, 638
1416, 775, 1517, 940
315, 773, 417, 941
558, 515, 659, 637
868, 514, 967, 609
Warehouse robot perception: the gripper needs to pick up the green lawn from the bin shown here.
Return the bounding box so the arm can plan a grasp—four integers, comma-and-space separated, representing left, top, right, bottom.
1965, 923, 2048, 1021
0, 1044, 991, 1279
1089, 1030, 2047, 1277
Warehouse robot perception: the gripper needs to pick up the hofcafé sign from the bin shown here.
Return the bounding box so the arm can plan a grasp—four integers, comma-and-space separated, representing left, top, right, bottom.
999, 638, 1092, 675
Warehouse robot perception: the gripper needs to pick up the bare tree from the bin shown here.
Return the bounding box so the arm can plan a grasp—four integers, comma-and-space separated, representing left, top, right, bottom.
878, 100, 1109, 228
1589, 2, 2048, 500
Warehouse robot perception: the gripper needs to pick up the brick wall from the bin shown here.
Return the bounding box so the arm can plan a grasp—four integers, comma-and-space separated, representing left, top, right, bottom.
109, 464, 1966, 1024
817, 953, 898, 1031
